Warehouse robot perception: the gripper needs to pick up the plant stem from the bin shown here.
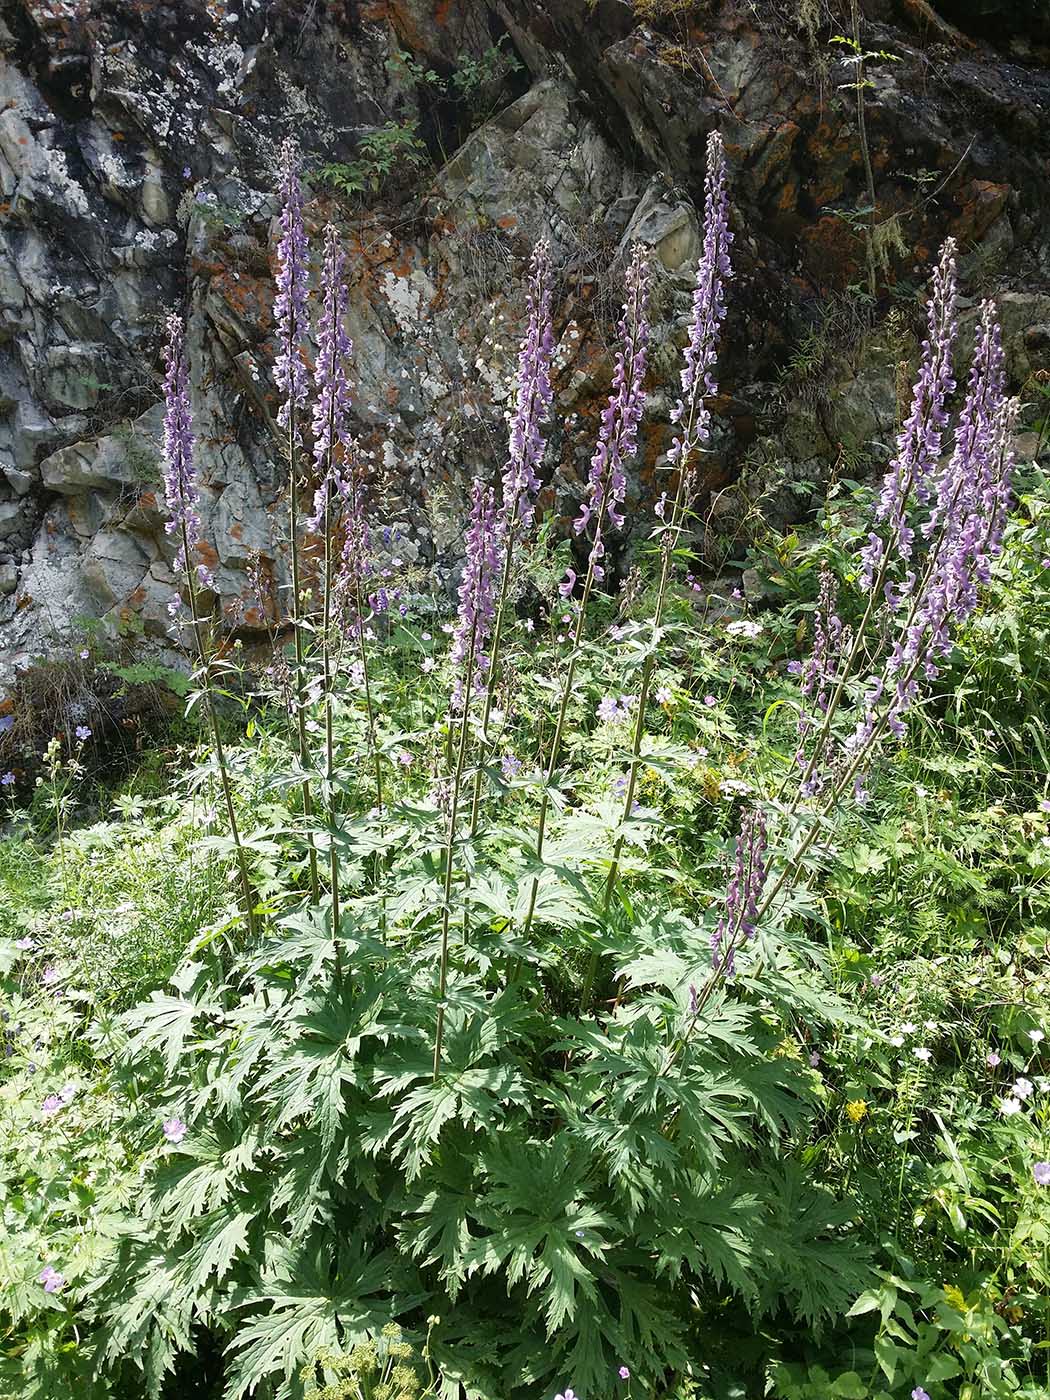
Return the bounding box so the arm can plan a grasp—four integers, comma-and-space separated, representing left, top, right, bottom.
433, 622, 479, 1082
321, 472, 342, 977
851, 0, 879, 297
522, 496, 610, 937
602, 479, 688, 911
181, 522, 257, 941
351, 537, 386, 939
468, 498, 520, 839
287, 403, 320, 902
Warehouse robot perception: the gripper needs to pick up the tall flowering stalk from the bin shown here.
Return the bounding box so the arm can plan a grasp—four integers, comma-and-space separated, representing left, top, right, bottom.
666, 270, 1016, 1072
523, 245, 652, 935
738, 321, 1018, 1025
162, 314, 255, 939
327, 440, 389, 939
310, 224, 353, 943
275, 139, 319, 901
601, 133, 731, 913
468, 241, 555, 837
861, 237, 959, 589
334, 449, 383, 817
793, 238, 959, 802
663, 806, 768, 1072
847, 301, 1009, 756
681, 369, 1014, 1050
433, 479, 500, 1080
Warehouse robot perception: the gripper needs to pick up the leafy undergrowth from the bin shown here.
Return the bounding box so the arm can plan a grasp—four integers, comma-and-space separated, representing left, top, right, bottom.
0, 465, 1048, 1400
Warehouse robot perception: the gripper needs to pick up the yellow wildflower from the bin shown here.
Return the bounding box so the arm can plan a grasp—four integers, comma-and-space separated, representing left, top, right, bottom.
845, 1099, 868, 1122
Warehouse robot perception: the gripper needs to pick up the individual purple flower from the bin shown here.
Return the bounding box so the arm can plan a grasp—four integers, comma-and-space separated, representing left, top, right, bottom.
39, 1265, 65, 1294
668, 131, 732, 500
1, 772, 14, 787
618, 1366, 631, 1380
42, 966, 61, 986
502, 239, 555, 530
501, 753, 522, 780
307, 225, 354, 533
558, 569, 577, 599
41, 1094, 64, 1117
0, 714, 13, 731
163, 1117, 187, 1144
574, 245, 651, 577
1034, 1161, 1050, 1186
74, 725, 91, 742
161, 314, 207, 584
554, 1390, 577, 1400
861, 238, 958, 590
711, 809, 768, 974
15, 936, 33, 950
597, 696, 622, 723
450, 479, 500, 711
987, 1050, 1001, 1067
273, 138, 310, 434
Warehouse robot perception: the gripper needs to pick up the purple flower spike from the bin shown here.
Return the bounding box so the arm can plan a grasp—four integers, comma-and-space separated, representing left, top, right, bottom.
861, 237, 958, 589
575, 244, 651, 578
307, 225, 355, 533
451, 479, 500, 711
274, 138, 310, 434
502, 240, 555, 531
161, 314, 205, 579
711, 809, 768, 975
668, 130, 732, 500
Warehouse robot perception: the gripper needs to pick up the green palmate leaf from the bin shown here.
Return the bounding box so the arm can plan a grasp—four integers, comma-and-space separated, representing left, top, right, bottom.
225, 1242, 423, 1400
650, 1175, 762, 1296
122, 989, 222, 1075
176, 1204, 255, 1296
256, 998, 365, 1158
153, 1130, 252, 1232
100, 1240, 198, 1397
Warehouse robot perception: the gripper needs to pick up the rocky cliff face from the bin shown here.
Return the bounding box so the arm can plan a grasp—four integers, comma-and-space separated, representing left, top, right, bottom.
1, 0, 1048, 677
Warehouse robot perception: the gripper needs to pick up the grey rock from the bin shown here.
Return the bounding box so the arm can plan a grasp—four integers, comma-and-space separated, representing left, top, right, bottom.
0, 0, 1048, 682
